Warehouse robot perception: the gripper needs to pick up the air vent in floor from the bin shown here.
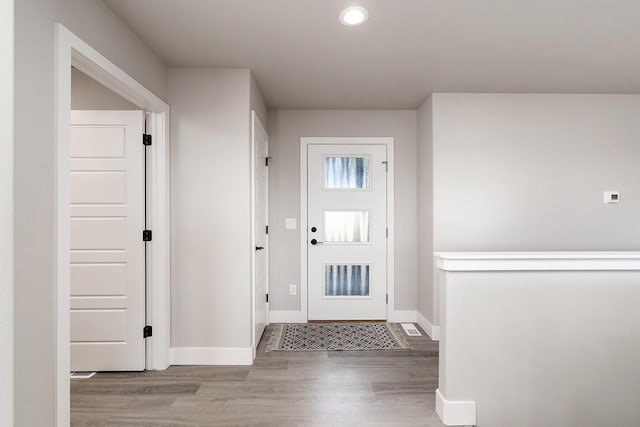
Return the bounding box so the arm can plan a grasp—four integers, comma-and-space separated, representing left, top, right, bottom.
70, 371, 96, 379
401, 323, 422, 337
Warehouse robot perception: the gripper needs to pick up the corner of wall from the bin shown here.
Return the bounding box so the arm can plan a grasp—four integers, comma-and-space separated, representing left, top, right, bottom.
416, 96, 435, 325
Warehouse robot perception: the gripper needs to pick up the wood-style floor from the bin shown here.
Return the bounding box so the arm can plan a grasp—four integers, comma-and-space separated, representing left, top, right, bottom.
71, 323, 445, 426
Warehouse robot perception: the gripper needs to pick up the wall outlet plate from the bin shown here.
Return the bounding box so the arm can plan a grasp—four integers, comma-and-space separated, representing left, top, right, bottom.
603, 191, 620, 204
289, 284, 297, 295
285, 218, 297, 230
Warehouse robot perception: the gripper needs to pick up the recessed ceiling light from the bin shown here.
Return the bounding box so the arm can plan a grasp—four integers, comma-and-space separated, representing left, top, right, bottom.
339, 6, 369, 27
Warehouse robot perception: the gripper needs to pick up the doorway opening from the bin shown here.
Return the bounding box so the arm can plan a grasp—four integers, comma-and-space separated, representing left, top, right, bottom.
251, 111, 270, 357
55, 24, 170, 427
299, 137, 395, 322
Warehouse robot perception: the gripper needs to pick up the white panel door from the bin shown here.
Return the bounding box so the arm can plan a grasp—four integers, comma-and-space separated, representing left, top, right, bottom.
307, 144, 387, 320
70, 110, 146, 371
252, 112, 269, 354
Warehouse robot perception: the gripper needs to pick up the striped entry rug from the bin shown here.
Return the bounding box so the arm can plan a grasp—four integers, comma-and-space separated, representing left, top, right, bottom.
266, 323, 411, 352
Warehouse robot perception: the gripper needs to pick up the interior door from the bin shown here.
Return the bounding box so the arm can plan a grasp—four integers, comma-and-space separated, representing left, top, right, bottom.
307, 144, 387, 320
252, 111, 269, 354
70, 110, 146, 371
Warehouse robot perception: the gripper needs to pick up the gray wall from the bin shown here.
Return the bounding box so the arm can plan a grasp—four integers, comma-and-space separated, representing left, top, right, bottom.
169, 68, 266, 349
14, 1, 167, 424
267, 109, 418, 312
433, 94, 640, 252
416, 97, 434, 322
71, 67, 138, 110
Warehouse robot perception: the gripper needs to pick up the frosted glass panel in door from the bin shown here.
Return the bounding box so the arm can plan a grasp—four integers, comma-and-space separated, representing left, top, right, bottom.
324, 211, 370, 243
324, 157, 370, 189
325, 264, 370, 296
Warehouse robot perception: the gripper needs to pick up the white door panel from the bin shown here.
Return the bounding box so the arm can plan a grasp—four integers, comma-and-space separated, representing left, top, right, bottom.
307, 144, 387, 320
70, 110, 145, 372
252, 112, 269, 356
70, 126, 126, 157
71, 218, 127, 249
70, 264, 127, 296
70, 171, 126, 203
71, 310, 127, 342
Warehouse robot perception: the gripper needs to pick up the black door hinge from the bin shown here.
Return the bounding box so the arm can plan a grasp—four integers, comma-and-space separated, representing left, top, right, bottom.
143, 325, 152, 338
265, 225, 269, 235
386, 294, 389, 304
143, 230, 152, 242
266, 293, 269, 303
143, 134, 152, 146
265, 156, 272, 166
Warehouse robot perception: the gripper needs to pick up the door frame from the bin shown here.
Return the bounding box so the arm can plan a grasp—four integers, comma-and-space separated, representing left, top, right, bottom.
299, 137, 395, 322
55, 24, 171, 426
0, 0, 13, 425
251, 111, 269, 357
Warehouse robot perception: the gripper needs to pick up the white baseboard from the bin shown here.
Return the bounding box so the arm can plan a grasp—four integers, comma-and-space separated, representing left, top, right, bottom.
387, 310, 417, 323
417, 311, 440, 341
170, 347, 253, 366
269, 310, 305, 323
269, 309, 426, 325
436, 389, 476, 426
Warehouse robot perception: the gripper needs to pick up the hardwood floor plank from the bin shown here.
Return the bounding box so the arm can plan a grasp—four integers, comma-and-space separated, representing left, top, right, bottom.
71, 323, 445, 427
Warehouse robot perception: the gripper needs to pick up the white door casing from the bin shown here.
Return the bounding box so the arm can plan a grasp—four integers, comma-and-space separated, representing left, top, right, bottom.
252, 111, 269, 355
307, 144, 388, 320
70, 110, 146, 371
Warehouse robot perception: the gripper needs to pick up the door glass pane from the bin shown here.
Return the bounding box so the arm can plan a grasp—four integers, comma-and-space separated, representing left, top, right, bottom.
325, 265, 370, 296
325, 157, 370, 189
324, 211, 369, 243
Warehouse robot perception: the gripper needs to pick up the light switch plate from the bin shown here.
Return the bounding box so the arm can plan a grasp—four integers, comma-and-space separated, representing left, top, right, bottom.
603, 191, 620, 204
285, 218, 297, 230
289, 284, 297, 296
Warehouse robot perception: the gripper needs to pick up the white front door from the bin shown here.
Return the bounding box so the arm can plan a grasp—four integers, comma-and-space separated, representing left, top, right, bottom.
307, 143, 388, 320
70, 110, 146, 371
252, 112, 269, 354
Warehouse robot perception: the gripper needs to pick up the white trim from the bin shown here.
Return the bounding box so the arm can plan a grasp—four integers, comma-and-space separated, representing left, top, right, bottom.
299, 142, 308, 320
55, 24, 171, 427
417, 311, 440, 341
435, 251, 640, 272
170, 347, 254, 366
0, 0, 13, 425
269, 310, 304, 323
300, 137, 395, 322
436, 389, 476, 426
251, 111, 270, 359
387, 310, 417, 323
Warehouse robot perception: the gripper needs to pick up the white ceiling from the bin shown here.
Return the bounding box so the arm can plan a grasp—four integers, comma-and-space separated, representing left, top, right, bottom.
104, 0, 640, 109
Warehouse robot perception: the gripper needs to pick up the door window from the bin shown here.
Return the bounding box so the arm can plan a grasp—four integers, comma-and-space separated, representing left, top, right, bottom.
324, 210, 370, 243
325, 264, 370, 297
324, 156, 370, 189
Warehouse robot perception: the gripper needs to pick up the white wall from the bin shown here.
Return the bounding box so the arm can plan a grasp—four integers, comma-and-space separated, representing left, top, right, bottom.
267, 110, 418, 313
169, 69, 262, 351
0, 1, 13, 425
71, 67, 138, 110
417, 97, 434, 322
439, 268, 640, 427
250, 73, 268, 126
433, 94, 640, 252
14, 1, 167, 424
